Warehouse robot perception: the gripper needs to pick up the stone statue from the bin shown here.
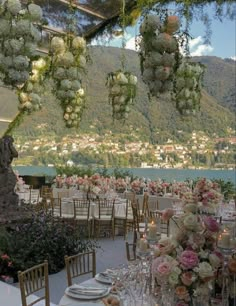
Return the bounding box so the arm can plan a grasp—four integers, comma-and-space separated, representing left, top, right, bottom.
0, 135, 19, 214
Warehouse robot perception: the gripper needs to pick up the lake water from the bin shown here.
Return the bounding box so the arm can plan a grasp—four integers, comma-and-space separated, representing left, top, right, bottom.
13, 166, 235, 184
118, 168, 236, 184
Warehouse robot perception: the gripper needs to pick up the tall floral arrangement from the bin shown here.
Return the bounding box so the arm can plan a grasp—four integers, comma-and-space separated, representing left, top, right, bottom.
50, 35, 87, 127
139, 15, 180, 95
106, 70, 137, 120
152, 212, 222, 305
0, 0, 42, 87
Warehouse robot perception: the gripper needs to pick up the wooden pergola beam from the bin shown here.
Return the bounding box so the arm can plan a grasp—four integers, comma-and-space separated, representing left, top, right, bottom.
57, 0, 107, 20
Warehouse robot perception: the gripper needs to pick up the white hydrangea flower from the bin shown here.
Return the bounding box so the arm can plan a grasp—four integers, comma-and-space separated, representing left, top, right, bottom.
51, 37, 65, 54
64, 113, 70, 121
58, 52, 74, 67
60, 79, 72, 90
116, 72, 128, 84
30, 26, 41, 42
0, 20, 11, 36
23, 101, 33, 110
77, 88, 85, 97
129, 75, 137, 85
14, 55, 29, 70
66, 90, 76, 99
67, 67, 79, 80
29, 93, 41, 104
19, 92, 29, 103
16, 20, 31, 36
28, 3, 42, 21
71, 80, 81, 91
24, 42, 37, 56
6, 0, 21, 15
53, 68, 66, 80
72, 36, 86, 51
32, 58, 47, 70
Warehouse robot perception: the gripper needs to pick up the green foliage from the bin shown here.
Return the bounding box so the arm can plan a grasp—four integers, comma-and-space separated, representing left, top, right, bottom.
212, 179, 235, 200
0, 209, 98, 281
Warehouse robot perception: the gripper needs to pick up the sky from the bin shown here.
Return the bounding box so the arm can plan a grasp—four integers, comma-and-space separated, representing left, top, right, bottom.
91, 3, 236, 60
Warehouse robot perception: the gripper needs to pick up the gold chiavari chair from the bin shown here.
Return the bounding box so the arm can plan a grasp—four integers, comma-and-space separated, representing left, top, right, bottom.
94, 199, 115, 238
132, 200, 145, 235
64, 251, 96, 287
125, 242, 137, 261
73, 199, 92, 237
114, 199, 134, 239
18, 260, 52, 306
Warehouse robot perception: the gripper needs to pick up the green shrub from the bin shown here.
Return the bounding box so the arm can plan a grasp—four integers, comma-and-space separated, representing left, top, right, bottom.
0, 209, 98, 281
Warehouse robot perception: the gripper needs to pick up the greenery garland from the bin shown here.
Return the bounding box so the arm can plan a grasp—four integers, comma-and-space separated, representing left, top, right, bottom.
106, 70, 137, 120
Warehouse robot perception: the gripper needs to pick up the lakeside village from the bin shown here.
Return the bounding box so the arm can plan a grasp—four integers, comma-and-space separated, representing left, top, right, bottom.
13, 128, 236, 170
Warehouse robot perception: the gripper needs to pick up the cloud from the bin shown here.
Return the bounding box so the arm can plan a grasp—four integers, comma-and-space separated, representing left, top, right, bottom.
230, 56, 236, 61
125, 37, 140, 51
189, 36, 214, 56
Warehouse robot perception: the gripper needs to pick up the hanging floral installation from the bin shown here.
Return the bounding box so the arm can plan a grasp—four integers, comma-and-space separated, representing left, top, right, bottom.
139, 14, 180, 96
50, 35, 87, 128
0, 0, 43, 87
106, 70, 137, 120
173, 60, 205, 115
106, 0, 138, 121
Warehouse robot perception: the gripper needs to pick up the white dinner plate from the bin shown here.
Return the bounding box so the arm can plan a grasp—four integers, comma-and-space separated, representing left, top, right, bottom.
95, 273, 112, 285
65, 286, 110, 300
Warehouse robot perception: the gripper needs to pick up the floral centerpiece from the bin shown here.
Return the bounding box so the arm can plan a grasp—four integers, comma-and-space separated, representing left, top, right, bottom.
193, 178, 222, 214
152, 211, 223, 305
139, 15, 180, 96
115, 178, 127, 193
131, 179, 146, 194
50, 35, 87, 127
106, 70, 137, 120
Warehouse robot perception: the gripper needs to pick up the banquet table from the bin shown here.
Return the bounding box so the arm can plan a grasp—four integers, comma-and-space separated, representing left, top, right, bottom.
60, 198, 128, 218
0, 281, 40, 306
136, 194, 180, 210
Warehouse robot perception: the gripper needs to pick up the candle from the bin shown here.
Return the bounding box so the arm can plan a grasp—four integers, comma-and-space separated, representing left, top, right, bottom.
218, 230, 231, 248
139, 238, 148, 252
148, 221, 157, 240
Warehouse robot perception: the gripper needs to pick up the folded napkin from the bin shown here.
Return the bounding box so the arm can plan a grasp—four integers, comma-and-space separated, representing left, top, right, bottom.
68, 285, 107, 296
98, 272, 111, 279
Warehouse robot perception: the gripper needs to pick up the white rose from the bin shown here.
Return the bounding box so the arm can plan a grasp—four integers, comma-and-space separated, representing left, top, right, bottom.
77, 88, 85, 97
184, 203, 198, 213
194, 262, 214, 279
209, 254, 221, 268
183, 213, 199, 231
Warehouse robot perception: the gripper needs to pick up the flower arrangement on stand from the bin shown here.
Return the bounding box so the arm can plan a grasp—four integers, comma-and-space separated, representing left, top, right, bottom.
0, 0, 42, 87
173, 60, 205, 115
50, 35, 87, 127
139, 14, 180, 96
152, 209, 223, 306
106, 70, 137, 120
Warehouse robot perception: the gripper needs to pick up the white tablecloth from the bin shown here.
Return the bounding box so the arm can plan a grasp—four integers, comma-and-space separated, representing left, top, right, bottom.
60, 198, 127, 218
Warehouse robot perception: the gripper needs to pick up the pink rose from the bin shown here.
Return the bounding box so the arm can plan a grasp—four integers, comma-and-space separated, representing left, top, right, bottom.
157, 262, 172, 276
179, 250, 199, 269
162, 208, 174, 221
181, 271, 195, 286
203, 216, 220, 232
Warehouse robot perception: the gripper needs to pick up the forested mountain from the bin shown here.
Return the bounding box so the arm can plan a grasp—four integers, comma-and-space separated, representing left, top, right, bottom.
0, 47, 235, 143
